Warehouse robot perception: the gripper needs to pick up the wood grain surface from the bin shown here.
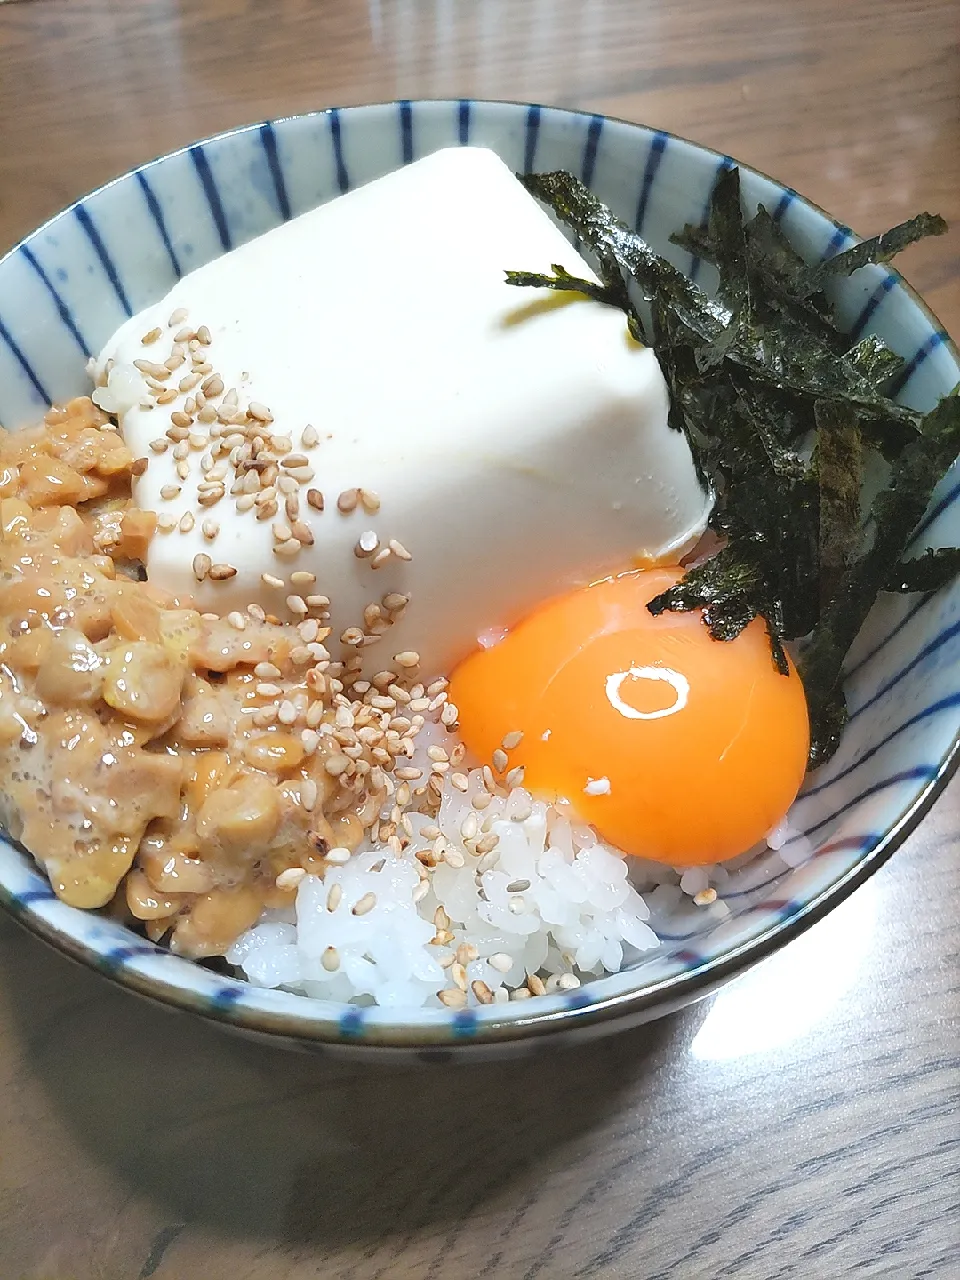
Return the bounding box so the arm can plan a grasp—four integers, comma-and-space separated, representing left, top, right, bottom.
0, 2, 958, 1277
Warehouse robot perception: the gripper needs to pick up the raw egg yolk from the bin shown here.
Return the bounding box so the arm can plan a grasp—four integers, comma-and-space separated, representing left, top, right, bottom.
449, 567, 809, 867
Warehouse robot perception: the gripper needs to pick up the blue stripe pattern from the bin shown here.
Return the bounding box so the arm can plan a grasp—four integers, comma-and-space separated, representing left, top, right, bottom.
804, 692, 960, 799
259, 122, 291, 222
771, 189, 795, 222
399, 99, 414, 164
328, 108, 349, 193
190, 145, 232, 251
788, 766, 938, 844
822, 223, 852, 259
135, 170, 182, 278
850, 271, 897, 340
849, 616, 960, 722
19, 245, 91, 357
74, 205, 132, 316
690, 155, 734, 281
581, 114, 604, 187
889, 329, 946, 397
0, 102, 957, 1052
523, 104, 541, 173
0, 311, 49, 402
634, 131, 667, 234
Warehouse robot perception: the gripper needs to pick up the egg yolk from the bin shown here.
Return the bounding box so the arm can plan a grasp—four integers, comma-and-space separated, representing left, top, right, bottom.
449, 567, 809, 867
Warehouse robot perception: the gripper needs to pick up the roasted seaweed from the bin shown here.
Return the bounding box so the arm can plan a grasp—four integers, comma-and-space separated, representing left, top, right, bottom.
507, 169, 956, 766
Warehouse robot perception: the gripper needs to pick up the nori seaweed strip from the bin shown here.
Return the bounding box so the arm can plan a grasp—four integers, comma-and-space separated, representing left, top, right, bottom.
800, 391, 960, 762
799, 212, 948, 296
508, 167, 956, 765
887, 547, 960, 593
813, 399, 864, 609
842, 335, 905, 390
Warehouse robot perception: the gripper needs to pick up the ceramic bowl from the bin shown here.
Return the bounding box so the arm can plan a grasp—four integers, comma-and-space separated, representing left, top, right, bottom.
1, 100, 957, 1060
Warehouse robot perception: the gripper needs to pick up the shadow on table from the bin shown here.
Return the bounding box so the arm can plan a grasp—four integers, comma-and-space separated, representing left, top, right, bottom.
1, 913, 703, 1261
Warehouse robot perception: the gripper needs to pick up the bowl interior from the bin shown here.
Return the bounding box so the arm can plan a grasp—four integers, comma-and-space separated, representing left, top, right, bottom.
1, 100, 958, 1052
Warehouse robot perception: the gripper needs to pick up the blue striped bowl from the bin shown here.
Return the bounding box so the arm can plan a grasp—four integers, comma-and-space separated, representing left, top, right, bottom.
1, 101, 957, 1059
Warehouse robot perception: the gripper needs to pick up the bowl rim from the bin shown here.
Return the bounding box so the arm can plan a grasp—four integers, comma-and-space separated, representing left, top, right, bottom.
2, 98, 959, 1052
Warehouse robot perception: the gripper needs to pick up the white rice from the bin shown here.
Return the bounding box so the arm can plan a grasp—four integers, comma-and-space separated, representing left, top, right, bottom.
228, 746, 803, 1009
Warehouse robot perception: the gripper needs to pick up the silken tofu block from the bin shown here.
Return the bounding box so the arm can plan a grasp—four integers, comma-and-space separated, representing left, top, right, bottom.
95, 146, 711, 676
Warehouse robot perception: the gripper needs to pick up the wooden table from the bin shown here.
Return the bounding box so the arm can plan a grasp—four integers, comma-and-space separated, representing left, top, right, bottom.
0, 2, 958, 1277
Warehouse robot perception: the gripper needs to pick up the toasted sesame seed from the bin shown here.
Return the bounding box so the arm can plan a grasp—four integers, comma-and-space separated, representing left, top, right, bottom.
201, 373, 224, 398
438, 988, 467, 1009
272, 538, 302, 559
164, 351, 186, 371
558, 973, 581, 991
156, 513, 177, 532
201, 518, 219, 541
276, 867, 306, 890
359, 487, 381, 514
209, 563, 237, 581
354, 530, 379, 558
192, 553, 212, 582
248, 401, 273, 423
175, 460, 189, 480
290, 571, 316, 588
196, 325, 212, 345
290, 519, 314, 546
340, 627, 364, 646
383, 592, 410, 612
272, 435, 293, 454
197, 405, 218, 424
393, 650, 420, 669
370, 548, 392, 570
280, 453, 309, 470
256, 501, 279, 521
326, 882, 343, 912
388, 538, 412, 561
168, 307, 189, 327
492, 748, 508, 773
301, 424, 319, 448
179, 371, 202, 394
148, 438, 169, 454
352, 891, 376, 917
694, 887, 718, 907
324, 754, 351, 777
337, 488, 359, 513
527, 974, 547, 997
488, 952, 513, 974
255, 683, 282, 698
502, 730, 524, 751
301, 487, 324, 514
319, 945, 340, 972
471, 980, 495, 1005
227, 611, 246, 631
260, 572, 285, 590
285, 594, 308, 616
325, 847, 351, 866
505, 766, 525, 788
174, 513, 194, 536
278, 700, 298, 725
130, 457, 149, 478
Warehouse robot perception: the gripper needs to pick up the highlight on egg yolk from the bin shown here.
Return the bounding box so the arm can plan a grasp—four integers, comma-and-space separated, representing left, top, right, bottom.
449, 567, 809, 867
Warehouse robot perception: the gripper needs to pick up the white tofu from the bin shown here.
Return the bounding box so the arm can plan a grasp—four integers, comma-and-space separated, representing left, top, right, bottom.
96, 147, 710, 675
